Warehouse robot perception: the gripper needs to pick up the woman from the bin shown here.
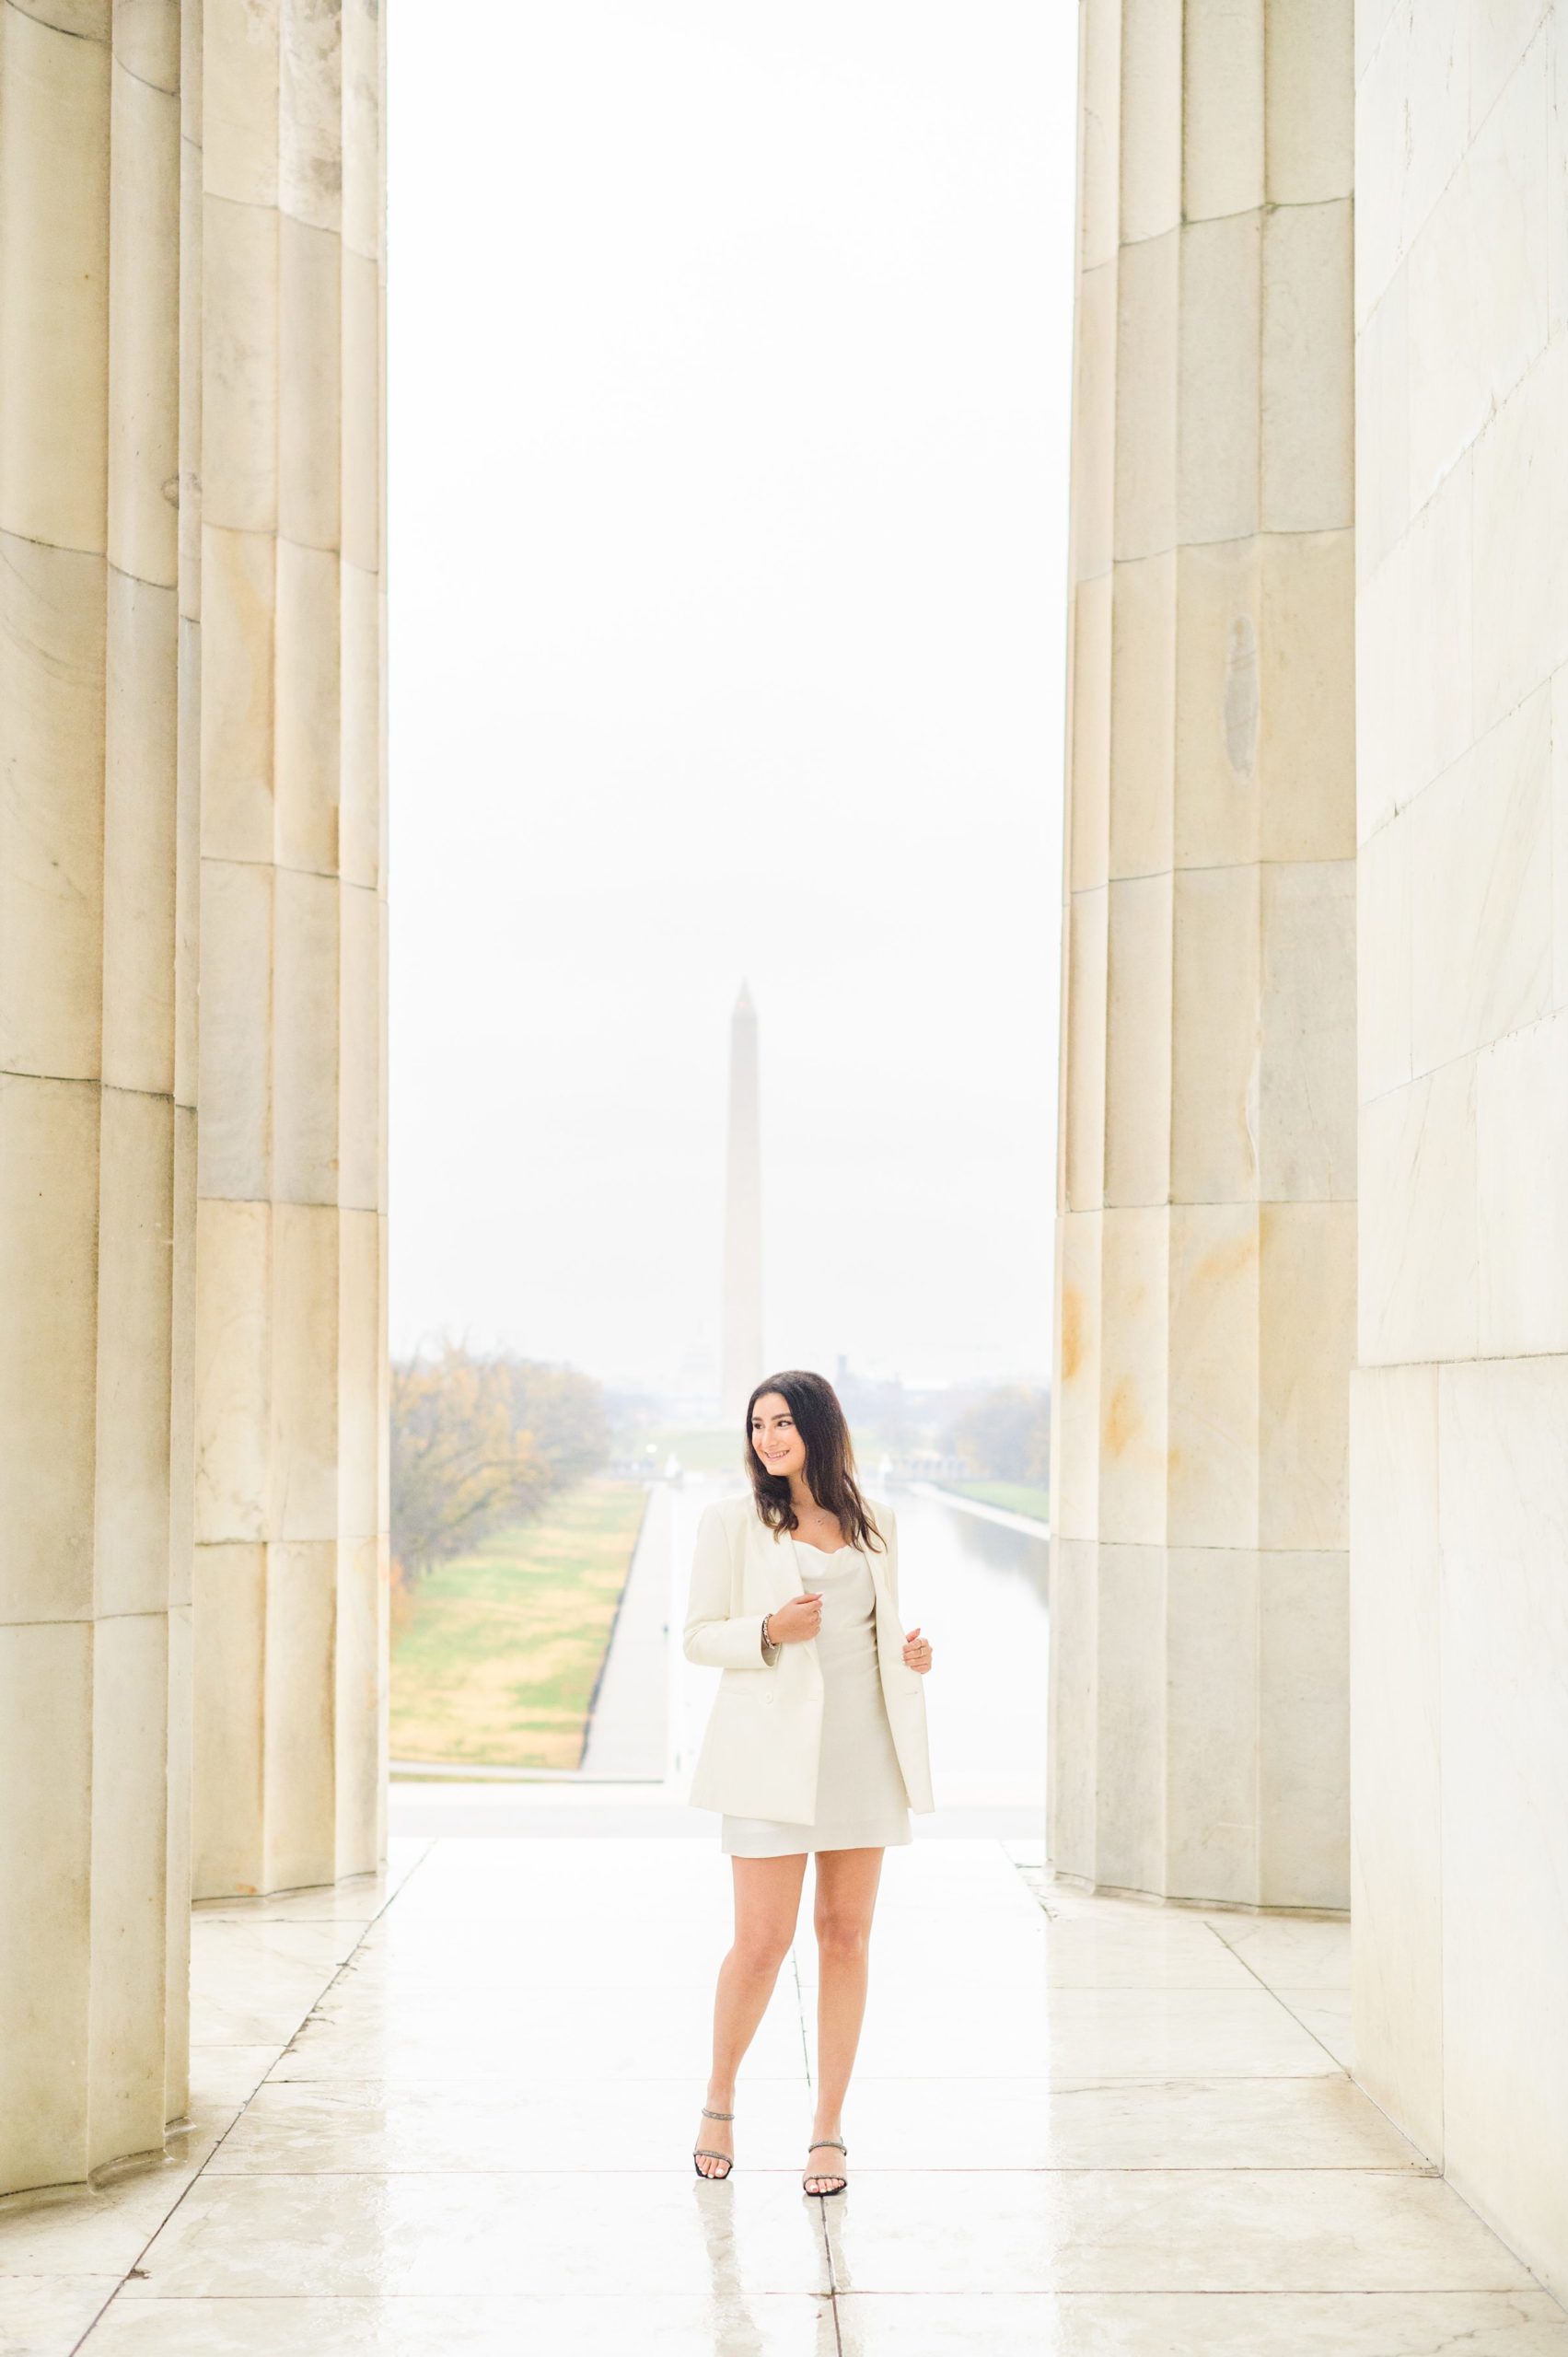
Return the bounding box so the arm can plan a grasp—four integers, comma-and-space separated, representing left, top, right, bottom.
682, 1368, 935, 2196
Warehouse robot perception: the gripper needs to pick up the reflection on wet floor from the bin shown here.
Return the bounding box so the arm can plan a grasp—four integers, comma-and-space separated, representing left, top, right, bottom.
5, 1831, 1564, 2356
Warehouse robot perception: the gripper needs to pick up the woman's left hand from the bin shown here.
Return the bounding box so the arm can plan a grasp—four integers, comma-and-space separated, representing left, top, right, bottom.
902, 1626, 933, 1674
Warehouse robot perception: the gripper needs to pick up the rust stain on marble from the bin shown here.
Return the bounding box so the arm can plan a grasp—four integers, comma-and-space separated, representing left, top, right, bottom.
1061, 1286, 1085, 1381
1104, 1378, 1140, 1457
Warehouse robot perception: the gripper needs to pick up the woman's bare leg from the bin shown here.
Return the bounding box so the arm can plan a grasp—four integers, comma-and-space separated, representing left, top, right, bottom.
695, 1852, 807, 2177
807, 1846, 884, 2189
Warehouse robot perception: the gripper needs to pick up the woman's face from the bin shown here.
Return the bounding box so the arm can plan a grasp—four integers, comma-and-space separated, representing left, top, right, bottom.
750, 1392, 807, 1482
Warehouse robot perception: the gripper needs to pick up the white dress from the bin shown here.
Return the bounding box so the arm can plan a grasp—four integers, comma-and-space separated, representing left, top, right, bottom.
722, 1539, 913, 1858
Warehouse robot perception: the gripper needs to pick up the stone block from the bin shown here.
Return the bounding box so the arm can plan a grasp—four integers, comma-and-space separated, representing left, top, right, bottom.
342, 246, 381, 575
106, 57, 179, 590
0, 1620, 92, 2189
1438, 1352, 1568, 2293
1182, 0, 1263, 225
1408, 683, 1551, 1073
102, 569, 179, 1097
338, 1207, 381, 1545
1259, 1548, 1349, 1909
1260, 1199, 1354, 1551
1072, 259, 1118, 586
1473, 333, 1568, 731
192, 1539, 265, 1897
1356, 806, 1413, 1104
193, 1197, 271, 1547
202, 192, 278, 534
1098, 1206, 1170, 1546
1093, 1540, 1166, 1892
1113, 226, 1178, 564
195, 858, 273, 1203
1350, 1361, 1445, 2167
278, 213, 342, 552
262, 1538, 339, 1890
1103, 872, 1173, 1209
279, 0, 343, 233
1261, 197, 1353, 534
272, 865, 341, 1208
1475, 1005, 1568, 1356
0, 531, 106, 1083
1354, 450, 1472, 839
0, 5, 110, 552
1109, 550, 1175, 878
1259, 528, 1355, 862
1068, 572, 1111, 896
200, 526, 276, 865
1164, 1544, 1259, 1903
1046, 1537, 1098, 1879
342, 0, 383, 264
203, 0, 279, 210
340, 884, 381, 1215
1054, 1209, 1104, 1546
1078, 0, 1121, 273
334, 1534, 383, 1874
1355, 264, 1411, 587
113, 0, 180, 92
1406, 33, 1548, 508
1065, 886, 1109, 1213
1170, 863, 1260, 1206
164, 1596, 192, 2119
0, 1075, 100, 1622
1259, 859, 1356, 1203
1167, 1202, 1260, 1550
1179, 207, 1262, 547
1358, 1057, 1479, 1366
87, 1608, 170, 2173
273, 539, 342, 876
1174, 536, 1261, 872
1469, 0, 1551, 133
271, 1203, 340, 1542
1267, 0, 1354, 204
1118, 0, 1182, 243
93, 1086, 176, 1618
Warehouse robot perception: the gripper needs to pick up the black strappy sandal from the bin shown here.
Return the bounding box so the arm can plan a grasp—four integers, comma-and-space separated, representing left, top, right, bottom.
803, 2137, 848, 2196
692, 2106, 735, 2180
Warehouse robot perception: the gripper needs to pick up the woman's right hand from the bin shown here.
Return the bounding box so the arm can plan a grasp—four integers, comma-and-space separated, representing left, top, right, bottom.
767, 1591, 823, 1643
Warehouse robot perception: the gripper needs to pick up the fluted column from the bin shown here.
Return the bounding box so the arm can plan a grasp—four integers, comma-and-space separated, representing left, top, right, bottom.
192, 0, 387, 1899
0, 0, 193, 2191
1049, 0, 1355, 1907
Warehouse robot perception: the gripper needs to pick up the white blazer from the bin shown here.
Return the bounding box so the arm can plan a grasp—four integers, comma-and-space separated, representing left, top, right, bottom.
682, 1492, 935, 1826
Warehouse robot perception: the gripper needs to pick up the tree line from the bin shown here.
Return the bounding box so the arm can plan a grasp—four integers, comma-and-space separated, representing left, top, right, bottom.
390, 1345, 610, 1579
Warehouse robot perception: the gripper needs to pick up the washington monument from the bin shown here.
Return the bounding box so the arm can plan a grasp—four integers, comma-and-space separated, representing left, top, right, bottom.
721, 983, 763, 1422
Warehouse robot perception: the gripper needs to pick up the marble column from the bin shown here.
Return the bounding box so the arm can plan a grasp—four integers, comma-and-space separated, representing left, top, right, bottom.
0, 0, 194, 2191
1049, 0, 1355, 1907
192, 0, 388, 1899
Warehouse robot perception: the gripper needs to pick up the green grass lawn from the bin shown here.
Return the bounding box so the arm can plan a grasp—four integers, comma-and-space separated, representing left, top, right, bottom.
940, 1479, 1051, 1524
389, 1479, 646, 1770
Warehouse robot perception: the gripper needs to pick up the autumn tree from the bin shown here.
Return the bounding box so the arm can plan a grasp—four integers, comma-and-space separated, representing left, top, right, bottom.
951, 1385, 1051, 1484
390, 1345, 553, 1576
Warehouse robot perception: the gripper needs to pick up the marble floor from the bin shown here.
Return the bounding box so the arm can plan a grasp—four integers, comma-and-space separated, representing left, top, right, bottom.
4, 1834, 1566, 2354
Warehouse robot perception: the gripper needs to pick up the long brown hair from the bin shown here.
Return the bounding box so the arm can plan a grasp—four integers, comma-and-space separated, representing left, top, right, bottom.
744, 1369, 885, 1552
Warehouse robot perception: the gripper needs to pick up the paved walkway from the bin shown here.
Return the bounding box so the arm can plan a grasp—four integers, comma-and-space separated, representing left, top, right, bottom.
4, 1835, 1566, 2354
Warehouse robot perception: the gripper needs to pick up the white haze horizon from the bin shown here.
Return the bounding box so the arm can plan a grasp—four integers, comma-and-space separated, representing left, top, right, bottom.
388, 3, 1076, 1399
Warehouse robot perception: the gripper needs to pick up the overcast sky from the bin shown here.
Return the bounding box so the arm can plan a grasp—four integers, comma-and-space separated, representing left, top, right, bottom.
388, 3, 1076, 1396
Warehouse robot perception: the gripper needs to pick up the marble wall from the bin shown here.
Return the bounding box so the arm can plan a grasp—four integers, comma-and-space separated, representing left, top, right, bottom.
0, 0, 194, 2192
192, 0, 389, 1901
1049, 0, 1357, 1908
1353, 0, 1568, 2300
